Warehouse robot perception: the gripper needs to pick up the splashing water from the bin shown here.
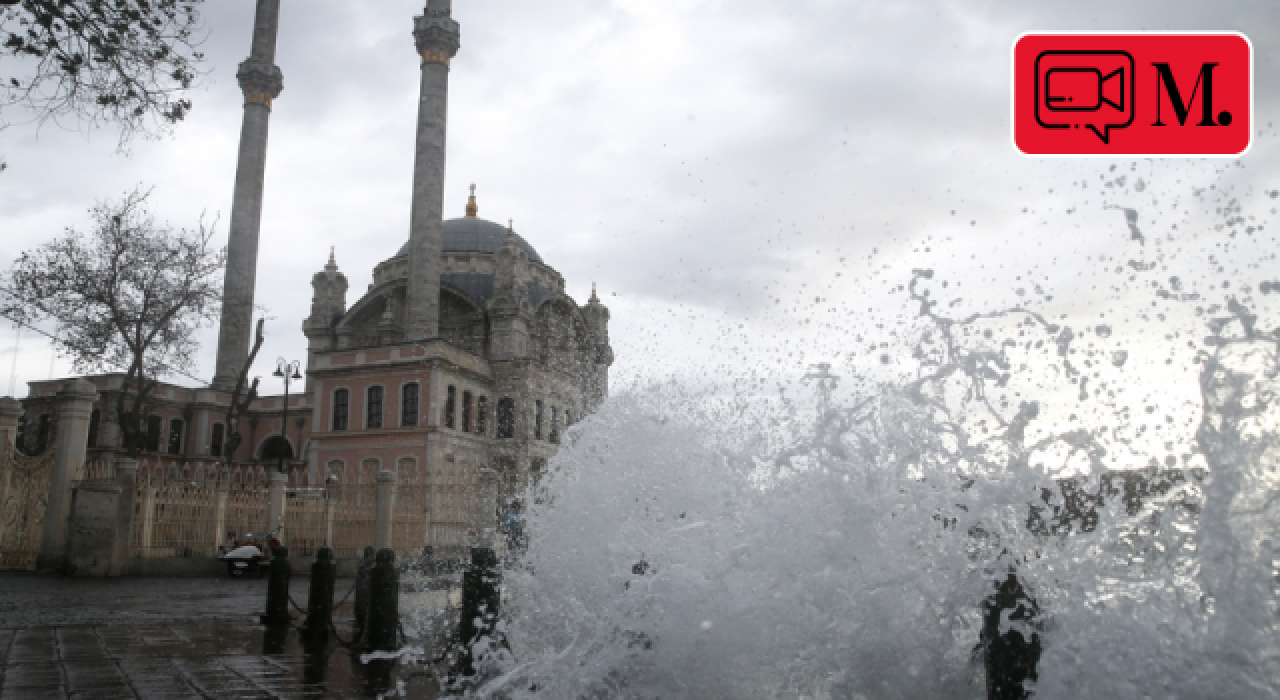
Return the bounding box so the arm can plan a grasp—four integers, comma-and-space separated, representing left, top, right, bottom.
444, 161, 1280, 698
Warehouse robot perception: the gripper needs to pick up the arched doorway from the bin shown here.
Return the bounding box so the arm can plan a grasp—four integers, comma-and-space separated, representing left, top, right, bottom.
259, 435, 294, 461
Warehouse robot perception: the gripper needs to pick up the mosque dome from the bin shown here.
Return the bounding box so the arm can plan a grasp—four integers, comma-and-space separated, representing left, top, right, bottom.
395, 217, 543, 264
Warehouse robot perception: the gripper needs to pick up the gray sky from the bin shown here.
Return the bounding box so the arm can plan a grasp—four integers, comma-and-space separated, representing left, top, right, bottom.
3, 0, 1279, 417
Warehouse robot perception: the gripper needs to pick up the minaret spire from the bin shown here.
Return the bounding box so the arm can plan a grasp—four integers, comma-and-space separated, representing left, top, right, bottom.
211, 0, 285, 390
465, 183, 478, 218
405, 0, 461, 341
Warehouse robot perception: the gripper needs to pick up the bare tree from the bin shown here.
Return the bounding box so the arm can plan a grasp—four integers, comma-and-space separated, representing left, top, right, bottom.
0, 187, 224, 457
1, 0, 207, 166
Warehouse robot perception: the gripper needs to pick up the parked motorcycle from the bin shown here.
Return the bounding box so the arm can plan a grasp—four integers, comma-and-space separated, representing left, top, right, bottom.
221, 543, 270, 578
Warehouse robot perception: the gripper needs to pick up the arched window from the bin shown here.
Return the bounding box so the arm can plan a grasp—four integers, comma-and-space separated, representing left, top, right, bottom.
497, 398, 515, 439
167, 418, 184, 455
477, 396, 488, 435
549, 405, 560, 444
402, 383, 420, 427
145, 415, 162, 452
87, 409, 100, 448
333, 389, 350, 431
462, 391, 472, 432
444, 386, 456, 429
367, 386, 384, 429
211, 423, 225, 457
534, 400, 544, 440
565, 408, 572, 428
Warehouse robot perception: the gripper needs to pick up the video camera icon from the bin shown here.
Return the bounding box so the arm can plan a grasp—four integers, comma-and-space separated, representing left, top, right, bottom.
1035, 51, 1135, 144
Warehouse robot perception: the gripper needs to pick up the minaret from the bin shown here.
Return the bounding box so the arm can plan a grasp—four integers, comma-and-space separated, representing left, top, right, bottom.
405, 0, 460, 341
211, 0, 284, 391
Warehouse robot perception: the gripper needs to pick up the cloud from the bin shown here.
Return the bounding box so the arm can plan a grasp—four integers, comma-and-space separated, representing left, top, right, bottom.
1, 0, 1277, 395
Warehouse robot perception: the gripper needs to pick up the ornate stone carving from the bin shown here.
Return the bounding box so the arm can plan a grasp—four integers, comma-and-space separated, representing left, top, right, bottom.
414, 11, 460, 65
237, 58, 283, 106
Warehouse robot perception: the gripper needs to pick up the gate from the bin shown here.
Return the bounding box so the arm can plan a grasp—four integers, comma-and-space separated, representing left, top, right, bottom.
0, 449, 55, 570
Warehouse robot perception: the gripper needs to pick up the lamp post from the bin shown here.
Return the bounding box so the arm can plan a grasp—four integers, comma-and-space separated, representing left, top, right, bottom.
273, 357, 303, 475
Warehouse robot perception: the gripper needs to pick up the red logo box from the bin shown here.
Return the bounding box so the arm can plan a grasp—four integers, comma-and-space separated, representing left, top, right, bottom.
1013, 32, 1252, 156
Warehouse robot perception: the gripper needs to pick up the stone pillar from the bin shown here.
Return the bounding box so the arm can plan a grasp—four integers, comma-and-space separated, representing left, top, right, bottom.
138, 486, 158, 555
374, 470, 395, 550
0, 397, 22, 546
37, 379, 98, 572
212, 0, 284, 390
213, 485, 230, 550
111, 458, 139, 574
266, 470, 287, 538
405, 0, 460, 341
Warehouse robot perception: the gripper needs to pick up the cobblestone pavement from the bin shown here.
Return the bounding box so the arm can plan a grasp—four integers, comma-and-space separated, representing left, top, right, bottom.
0, 573, 445, 699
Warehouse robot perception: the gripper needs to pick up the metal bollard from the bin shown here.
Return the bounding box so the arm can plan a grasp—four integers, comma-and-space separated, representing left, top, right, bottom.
260, 545, 292, 625
364, 548, 400, 652
354, 546, 375, 633
453, 546, 502, 677
303, 547, 337, 636
982, 571, 1041, 700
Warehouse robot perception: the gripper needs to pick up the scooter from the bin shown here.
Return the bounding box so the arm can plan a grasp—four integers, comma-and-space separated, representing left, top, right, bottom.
221, 543, 270, 578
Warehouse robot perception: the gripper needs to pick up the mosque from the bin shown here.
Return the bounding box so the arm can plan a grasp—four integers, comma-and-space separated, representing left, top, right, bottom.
16, 0, 613, 533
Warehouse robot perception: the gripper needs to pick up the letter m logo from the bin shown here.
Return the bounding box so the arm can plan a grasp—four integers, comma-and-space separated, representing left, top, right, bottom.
1151, 62, 1220, 127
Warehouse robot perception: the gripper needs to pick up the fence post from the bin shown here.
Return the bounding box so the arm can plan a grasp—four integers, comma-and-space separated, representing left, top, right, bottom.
111, 458, 138, 575
37, 379, 98, 572
375, 470, 395, 550
266, 470, 286, 539
213, 485, 230, 551
138, 485, 158, 555
324, 498, 335, 548
0, 397, 22, 546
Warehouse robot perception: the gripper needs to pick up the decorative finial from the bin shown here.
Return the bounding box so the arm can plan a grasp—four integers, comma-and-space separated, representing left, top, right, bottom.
329, 246, 335, 264
465, 183, 478, 218
325, 246, 337, 271
508, 218, 514, 233
590, 282, 598, 302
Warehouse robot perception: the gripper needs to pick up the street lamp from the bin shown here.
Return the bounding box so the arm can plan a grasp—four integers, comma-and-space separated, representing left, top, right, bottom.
272, 357, 303, 475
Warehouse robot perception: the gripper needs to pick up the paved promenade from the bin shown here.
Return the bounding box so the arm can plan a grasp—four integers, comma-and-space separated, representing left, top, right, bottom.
0, 573, 445, 699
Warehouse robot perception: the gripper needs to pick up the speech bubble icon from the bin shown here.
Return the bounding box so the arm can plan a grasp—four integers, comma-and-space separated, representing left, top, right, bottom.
1035, 50, 1135, 144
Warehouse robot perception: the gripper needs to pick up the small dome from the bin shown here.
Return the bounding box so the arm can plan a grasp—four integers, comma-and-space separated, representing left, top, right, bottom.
396, 218, 542, 263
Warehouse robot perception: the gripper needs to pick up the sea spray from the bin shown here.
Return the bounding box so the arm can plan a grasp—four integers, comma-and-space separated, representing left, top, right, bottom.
448, 163, 1279, 698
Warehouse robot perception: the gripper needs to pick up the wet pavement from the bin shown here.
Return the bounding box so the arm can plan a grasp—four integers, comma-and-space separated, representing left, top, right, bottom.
0, 572, 448, 698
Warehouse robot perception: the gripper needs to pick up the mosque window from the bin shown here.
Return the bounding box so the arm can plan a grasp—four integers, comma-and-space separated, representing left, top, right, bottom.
549, 406, 560, 444
211, 423, 225, 457
462, 391, 472, 432
497, 398, 515, 439
367, 386, 384, 429
477, 396, 488, 435
402, 383, 420, 427
565, 408, 572, 428
167, 419, 184, 455
534, 400, 543, 440
145, 415, 162, 452
87, 409, 100, 448
445, 386, 456, 429
333, 389, 350, 431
